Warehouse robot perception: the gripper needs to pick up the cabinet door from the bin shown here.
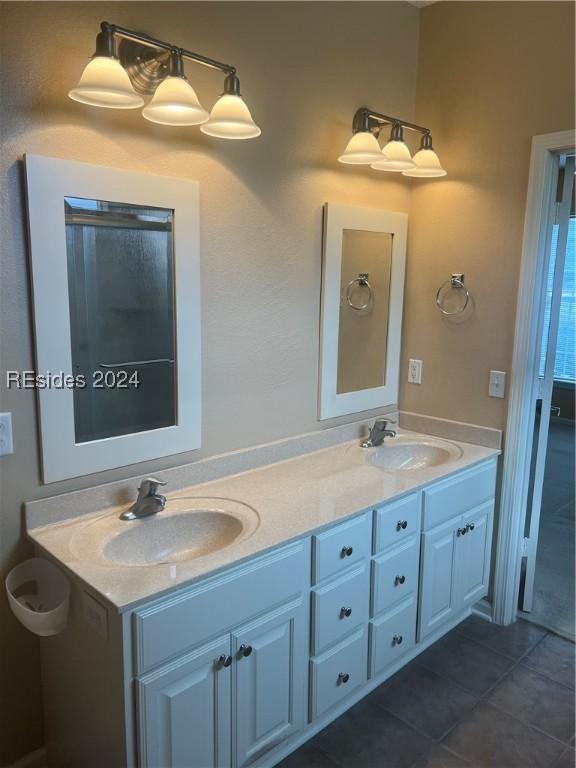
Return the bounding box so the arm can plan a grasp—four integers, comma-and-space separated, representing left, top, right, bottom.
457, 501, 494, 608
137, 635, 231, 768
418, 516, 460, 641
232, 598, 307, 767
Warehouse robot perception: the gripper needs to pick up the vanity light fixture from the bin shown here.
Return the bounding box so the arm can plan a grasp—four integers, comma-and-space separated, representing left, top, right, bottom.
69, 22, 261, 138
339, 108, 446, 178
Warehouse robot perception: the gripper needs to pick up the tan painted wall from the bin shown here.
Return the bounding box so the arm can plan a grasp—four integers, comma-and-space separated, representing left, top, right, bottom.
2, 2, 574, 762
400, 1, 575, 429
0, 2, 419, 763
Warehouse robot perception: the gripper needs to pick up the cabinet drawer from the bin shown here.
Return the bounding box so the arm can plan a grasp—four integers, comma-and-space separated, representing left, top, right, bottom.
423, 460, 497, 530
312, 564, 369, 655
373, 493, 420, 554
310, 628, 368, 720
312, 513, 371, 585
134, 540, 309, 673
371, 536, 419, 617
369, 595, 417, 678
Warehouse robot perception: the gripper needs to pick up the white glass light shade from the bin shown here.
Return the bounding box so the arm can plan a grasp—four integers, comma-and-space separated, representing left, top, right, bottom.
68, 57, 144, 109
371, 140, 415, 172
402, 148, 447, 177
200, 94, 261, 139
142, 77, 209, 126
338, 132, 383, 164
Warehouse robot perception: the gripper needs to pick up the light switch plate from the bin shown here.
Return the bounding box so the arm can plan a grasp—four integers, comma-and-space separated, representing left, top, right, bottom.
408, 359, 422, 385
489, 370, 506, 398
0, 413, 13, 455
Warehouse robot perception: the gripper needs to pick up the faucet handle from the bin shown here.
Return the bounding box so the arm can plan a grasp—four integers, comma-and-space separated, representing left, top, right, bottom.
375, 417, 396, 428
139, 477, 167, 496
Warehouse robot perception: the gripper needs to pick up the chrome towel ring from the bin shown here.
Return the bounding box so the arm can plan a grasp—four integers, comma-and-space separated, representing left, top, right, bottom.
345, 272, 373, 311
435, 273, 470, 316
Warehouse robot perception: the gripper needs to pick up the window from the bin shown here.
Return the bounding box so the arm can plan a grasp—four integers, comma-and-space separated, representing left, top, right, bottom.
539, 217, 576, 382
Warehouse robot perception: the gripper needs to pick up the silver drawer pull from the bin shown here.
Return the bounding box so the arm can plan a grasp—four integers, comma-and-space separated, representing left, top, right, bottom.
396, 520, 408, 531
338, 672, 350, 684
340, 606, 353, 618
217, 654, 232, 668
392, 634, 403, 646
394, 575, 406, 586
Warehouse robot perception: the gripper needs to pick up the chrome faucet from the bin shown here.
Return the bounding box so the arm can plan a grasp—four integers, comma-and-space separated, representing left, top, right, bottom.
120, 478, 167, 521
361, 419, 397, 448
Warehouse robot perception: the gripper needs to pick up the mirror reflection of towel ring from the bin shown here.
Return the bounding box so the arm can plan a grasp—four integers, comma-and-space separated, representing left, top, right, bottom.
345, 272, 373, 311
435, 273, 470, 316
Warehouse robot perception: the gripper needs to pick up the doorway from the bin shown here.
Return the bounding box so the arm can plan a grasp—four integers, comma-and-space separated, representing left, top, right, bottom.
519, 155, 574, 639
493, 131, 575, 630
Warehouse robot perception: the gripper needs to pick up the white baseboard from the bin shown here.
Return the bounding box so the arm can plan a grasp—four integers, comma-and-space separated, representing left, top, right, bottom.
472, 598, 494, 622
5, 748, 46, 768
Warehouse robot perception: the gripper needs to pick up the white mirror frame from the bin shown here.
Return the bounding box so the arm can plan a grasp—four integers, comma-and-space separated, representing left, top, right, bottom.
24, 154, 201, 483
319, 203, 407, 420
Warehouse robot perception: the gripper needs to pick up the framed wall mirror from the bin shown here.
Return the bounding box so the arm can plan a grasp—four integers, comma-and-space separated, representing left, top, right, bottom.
24, 155, 201, 482
319, 203, 407, 419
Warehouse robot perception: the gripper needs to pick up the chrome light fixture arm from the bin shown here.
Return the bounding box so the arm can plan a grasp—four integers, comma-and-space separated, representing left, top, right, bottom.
340, 107, 446, 176
100, 21, 236, 76
352, 107, 430, 139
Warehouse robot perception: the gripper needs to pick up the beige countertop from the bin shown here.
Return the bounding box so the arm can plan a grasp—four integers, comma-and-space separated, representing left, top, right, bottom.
27, 429, 499, 612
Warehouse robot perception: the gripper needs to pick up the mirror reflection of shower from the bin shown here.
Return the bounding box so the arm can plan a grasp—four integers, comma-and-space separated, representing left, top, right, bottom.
64, 197, 176, 444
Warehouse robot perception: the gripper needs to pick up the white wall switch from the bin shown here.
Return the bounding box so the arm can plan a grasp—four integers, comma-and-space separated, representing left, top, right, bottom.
489, 370, 506, 398
408, 359, 422, 384
0, 413, 13, 455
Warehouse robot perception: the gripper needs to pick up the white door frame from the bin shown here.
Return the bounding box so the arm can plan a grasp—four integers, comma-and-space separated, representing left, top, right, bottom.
493, 130, 575, 625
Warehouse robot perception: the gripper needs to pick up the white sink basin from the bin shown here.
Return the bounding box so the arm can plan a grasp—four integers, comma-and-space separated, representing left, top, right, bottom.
367, 435, 463, 471
70, 497, 260, 567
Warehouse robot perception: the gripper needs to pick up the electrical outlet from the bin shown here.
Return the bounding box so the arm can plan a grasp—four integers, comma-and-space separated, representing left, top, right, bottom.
83, 592, 108, 640
408, 359, 422, 385
489, 370, 506, 398
0, 413, 13, 456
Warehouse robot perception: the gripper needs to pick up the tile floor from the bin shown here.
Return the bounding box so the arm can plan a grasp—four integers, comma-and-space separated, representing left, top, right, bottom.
278, 617, 575, 768
526, 420, 575, 640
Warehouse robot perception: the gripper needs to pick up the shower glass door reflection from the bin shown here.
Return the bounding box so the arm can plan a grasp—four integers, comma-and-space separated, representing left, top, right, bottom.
65, 197, 176, 444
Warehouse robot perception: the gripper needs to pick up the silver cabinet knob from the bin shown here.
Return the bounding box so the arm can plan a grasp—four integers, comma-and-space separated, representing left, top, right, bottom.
457, 527, 467, 536
340, 606, 353, 618
239, 644, 252, 658
217, 654, 232, 668
338, 672, 350, 684
340, 546, 353, 558
392, 634, 403, 646
394, 575, 406, 586
396, 520, 408, 531
466, 522, 475, 532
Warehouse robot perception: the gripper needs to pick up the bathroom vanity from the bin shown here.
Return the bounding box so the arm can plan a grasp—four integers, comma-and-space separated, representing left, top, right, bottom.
27, 431, 498, 768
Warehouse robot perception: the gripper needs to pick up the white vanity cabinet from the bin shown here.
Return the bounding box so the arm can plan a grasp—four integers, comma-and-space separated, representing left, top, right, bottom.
130, 458, 497, 768
418, 462, 496, 641
309, 513, 371, 719
37, 456, 500, 768
138, 634, 232, 768
134, 540, 310, 768
369, 492, 421, 678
